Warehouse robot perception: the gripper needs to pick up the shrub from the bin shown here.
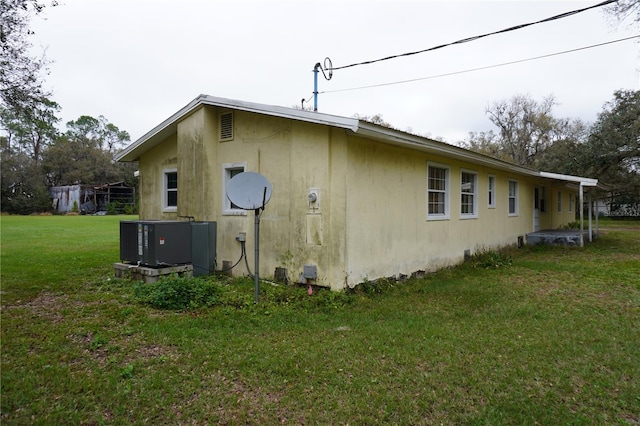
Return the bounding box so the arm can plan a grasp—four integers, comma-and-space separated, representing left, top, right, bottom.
469, 247, 512, 269
133, 274, 220, 310
106, 202, 119, 215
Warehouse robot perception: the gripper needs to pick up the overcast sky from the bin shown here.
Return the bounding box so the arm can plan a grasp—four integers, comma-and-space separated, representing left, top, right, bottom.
30, 0, 639, 144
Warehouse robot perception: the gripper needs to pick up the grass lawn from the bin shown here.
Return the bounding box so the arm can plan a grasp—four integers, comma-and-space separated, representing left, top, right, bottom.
1, 215, 639, 424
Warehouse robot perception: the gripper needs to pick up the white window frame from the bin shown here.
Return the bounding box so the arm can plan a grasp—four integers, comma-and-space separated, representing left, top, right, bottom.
427, 162, 450, 220
460, 169, 478, 219
569, 193, 574, 213
488, 175, 496, 209
557, 191, 563, 213
508, 179, 519, 216
162, 168, 177, 213
222, 162, 247, 216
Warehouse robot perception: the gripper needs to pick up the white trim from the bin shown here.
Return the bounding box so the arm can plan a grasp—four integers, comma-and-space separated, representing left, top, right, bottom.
116, 95, 358, 162
540, 171, 598, 186
569, 193, 574, 213
557, 191, 563, 213
508, 179, 519, 217
487, 174, 496, 209
222, 162, 248, 216
162, 168, 177, 213
460, 169, 478, 219
427, 162, 450, 221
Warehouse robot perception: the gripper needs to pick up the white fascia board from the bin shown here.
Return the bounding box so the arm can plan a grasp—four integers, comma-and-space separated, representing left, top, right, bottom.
354, 123, 540, 177
115, 96, 204, 162
116, 95, 359, 162
539, 171, 598, 186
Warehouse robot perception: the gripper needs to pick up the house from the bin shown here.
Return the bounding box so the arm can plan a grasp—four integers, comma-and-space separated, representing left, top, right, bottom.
116, 95, 602, 290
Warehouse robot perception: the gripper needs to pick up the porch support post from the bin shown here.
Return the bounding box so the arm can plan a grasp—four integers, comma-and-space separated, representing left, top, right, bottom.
588, 193, 593, 242
595, 195, 599, 237
579, 183, 584, 247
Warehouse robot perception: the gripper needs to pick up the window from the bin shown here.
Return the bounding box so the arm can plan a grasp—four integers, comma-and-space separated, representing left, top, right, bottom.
540, 186, 547, 212
163, 168, 177, 212
557, 191, 562, 213
508, 180, 518, 216
427, 163, 449, 220
222, 162, 246, 215
460, 170, 478, 218
569, 193, 574, 213
488, 175, 496, 208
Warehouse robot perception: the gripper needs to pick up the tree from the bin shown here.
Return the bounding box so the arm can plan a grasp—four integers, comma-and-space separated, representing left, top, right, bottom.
464, 94, 587, 168
605, 0, 640, 25
487, 94, 559, 166
41, 115, 133, 186
0, 96, 59, 163
65, 115, 130, 152
584, 90, 640, 208
0, 0, 56, 118
534, 118, 590, 174
1, 136, 51, 213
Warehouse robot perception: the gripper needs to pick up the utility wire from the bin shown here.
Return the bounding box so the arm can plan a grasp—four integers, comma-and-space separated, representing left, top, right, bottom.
329, 0, 619, 72
319, 35, 639, 95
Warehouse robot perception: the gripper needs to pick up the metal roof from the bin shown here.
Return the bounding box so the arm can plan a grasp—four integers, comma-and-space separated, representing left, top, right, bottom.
116, 94, 598, 187
115, 94, 358, 162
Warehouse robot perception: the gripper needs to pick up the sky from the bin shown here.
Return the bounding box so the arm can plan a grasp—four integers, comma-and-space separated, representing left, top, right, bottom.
30, 0, 639, 145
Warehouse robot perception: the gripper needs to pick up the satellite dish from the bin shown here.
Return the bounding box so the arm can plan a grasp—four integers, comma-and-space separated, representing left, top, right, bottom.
226, 172, 273, 303
227, 172, 272, 211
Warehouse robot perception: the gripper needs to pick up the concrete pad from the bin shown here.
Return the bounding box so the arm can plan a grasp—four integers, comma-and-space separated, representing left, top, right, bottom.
113, 263, 193, 283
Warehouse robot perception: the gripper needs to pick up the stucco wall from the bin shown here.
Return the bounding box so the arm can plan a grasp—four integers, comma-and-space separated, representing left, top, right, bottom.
138, 134, 178, 219
342, 136, 540, 287
136, 107, 581, 290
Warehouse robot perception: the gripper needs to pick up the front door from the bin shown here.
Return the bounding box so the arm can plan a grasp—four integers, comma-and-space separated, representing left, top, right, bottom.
533, 187, 540, 232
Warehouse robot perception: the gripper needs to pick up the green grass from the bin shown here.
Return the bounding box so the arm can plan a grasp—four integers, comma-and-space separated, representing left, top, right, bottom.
2, 215, 639, 424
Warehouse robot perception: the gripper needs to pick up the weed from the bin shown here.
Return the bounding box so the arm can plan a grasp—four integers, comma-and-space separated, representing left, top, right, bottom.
133, 274, 220, 310
469, 246, 513, 269
120, 364, 135, 379
90, 334, 109, 351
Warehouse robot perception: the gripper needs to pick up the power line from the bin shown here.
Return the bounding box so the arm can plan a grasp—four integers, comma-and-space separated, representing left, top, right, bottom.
320, 35, 639, 95
329, 0, 619, 72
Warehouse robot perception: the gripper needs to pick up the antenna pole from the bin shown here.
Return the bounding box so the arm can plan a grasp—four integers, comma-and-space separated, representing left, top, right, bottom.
313, 63, 320, 112
254, 208, 260, 303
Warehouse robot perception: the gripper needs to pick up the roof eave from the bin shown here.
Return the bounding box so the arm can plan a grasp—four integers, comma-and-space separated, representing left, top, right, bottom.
115, 94, 359, 162
354, 123, 540, 177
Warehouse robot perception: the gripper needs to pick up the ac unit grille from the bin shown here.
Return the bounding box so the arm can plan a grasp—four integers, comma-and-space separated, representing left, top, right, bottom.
220, 112, 233, 141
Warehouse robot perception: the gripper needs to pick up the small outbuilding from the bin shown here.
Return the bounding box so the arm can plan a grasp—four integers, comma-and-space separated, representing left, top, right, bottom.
50, 182, 135, 214
116, 95, 602, 290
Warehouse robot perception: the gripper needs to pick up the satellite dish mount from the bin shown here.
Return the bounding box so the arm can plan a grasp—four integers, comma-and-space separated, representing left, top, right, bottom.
226, 172, 273, 303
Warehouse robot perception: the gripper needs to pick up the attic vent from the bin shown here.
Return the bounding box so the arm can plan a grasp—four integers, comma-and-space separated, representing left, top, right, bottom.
219, 112, 233, 141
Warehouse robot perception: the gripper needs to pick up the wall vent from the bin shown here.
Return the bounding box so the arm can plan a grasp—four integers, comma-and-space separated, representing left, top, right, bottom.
219, 112, 233, 141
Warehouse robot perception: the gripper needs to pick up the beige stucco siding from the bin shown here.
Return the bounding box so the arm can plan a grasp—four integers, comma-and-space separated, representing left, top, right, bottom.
530, 183, 578, 231
134, 104, 583, 291
342, 136, 539, 287
138, 134, 178, 220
